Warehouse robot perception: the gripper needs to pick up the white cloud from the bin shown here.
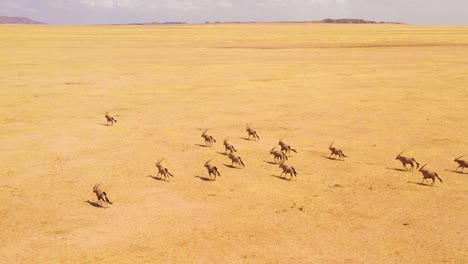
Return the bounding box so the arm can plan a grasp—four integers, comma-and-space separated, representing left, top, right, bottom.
163, 0, 233, 11
165, 0, 197, 10
257, 0, 348, 7
1, 0, 37, 13
78, 0, 138, 8
215, 1, 232, 8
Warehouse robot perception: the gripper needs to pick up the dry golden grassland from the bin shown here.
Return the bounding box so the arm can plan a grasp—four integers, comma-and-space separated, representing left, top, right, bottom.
0, 24, 467, 263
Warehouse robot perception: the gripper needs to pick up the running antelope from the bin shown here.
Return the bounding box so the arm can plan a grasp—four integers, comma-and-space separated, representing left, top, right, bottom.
454, 155, 468, 173
278, 139, 297, 156
223, 138, 237, 154
395, 151, 420, 171
105, 111, 117, 125
228, 153, 245, 168
204, 159, 221, 181
246, 124, 260, 140
93, 183, 113, 206
279, 161, 297, 180
201, 129, 216, 146
328, 142, 347, 160
270, 146, 288, 163
155, 159, 174, 181
419, 163, 443, 185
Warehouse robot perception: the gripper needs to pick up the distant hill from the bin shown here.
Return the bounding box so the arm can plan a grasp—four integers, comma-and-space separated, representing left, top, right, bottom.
0, 16, 46, 24
112, 22, 187, 26
321, 18, 403, 24
204, 19, 404, 25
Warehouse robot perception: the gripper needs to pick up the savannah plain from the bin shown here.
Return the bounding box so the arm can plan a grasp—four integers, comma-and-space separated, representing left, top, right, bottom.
0, 24, 467, 263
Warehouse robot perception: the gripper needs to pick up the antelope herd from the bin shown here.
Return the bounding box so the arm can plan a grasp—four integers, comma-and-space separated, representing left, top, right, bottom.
94, 115, 465, 207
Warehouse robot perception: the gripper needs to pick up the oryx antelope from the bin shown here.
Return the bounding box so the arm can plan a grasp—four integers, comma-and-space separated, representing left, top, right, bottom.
93, 183, 113, 206
201, 129, 216, 146
419, 163, 443, 185
454, 155, 468, 173
223, 138, 237, 154
270, 146, 288, 163
228, 153, 245, 168
279, 161, 297, 180
155, 159, 174, 181
105, 111, 117, 125
395, 151, 420, 171
246, 124, 260, 140
204, 159, 221, 181
328, 142, 347, 160
278, 139, 297, 157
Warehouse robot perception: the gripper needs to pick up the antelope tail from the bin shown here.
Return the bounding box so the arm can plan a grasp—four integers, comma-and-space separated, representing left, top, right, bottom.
239, 157, 245, 166
436, 173, 443, 183
166, 169, 173, 177
103, 192, 113, 204
292, 167, 297, 175
341, 151, 347, 157
291, 148, 297, 153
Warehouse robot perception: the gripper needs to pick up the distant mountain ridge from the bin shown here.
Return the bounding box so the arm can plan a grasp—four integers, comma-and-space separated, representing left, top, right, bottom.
0, 16, 402, 25
0, 16, 46, 24
206, 19, 404, 25
321, 18, 403, 24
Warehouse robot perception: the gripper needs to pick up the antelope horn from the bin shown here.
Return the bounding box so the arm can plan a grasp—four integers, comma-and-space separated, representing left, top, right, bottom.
329, 141, 334, 148
205, 158, 213, 165
396, 150, 404, 159
270, 146, 277, 152
159, 158, 165, 164
202, 129, 208, 135
454, 155, 465, 160
419, 163, 428, 171
93, 183, 98, 189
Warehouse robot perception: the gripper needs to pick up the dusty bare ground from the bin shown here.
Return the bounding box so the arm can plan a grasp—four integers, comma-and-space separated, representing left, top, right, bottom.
0, 24, 467, 263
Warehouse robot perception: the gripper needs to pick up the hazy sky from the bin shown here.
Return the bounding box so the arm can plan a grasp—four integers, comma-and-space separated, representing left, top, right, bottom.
1, 0, 467, 25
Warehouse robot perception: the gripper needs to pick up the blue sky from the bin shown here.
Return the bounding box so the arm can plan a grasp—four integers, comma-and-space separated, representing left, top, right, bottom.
1, 0, 467, 25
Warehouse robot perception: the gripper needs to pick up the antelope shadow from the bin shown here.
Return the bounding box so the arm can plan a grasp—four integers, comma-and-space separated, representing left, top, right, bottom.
386, 167, 409, 172
217, 152, 228, 156
195, 144, 210, 148
223, 164, 242, 169
270, 174, 290, 181
264, 160, 277, 165
321, 156, 345, 161
195, 175, 212, 182
445, 169, 466, 174
85, 200, 105, 208
147, 175, 167, 182
407, 181, 436, 187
